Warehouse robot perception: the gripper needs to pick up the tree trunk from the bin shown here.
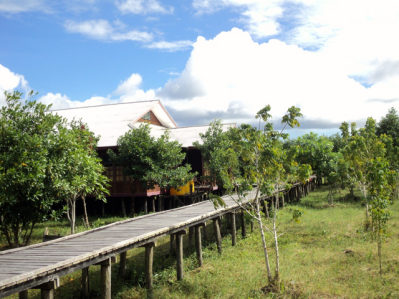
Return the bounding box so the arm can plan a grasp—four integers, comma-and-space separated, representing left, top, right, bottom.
82, 196, 90, 228
273, 193, 280, 285
255, 199, 272, 282
13, 222, 19, 248
23, 221, 36, 246
71, 200, 76, 234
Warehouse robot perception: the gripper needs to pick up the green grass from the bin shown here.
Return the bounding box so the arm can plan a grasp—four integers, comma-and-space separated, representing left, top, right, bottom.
3, 187, 399, 298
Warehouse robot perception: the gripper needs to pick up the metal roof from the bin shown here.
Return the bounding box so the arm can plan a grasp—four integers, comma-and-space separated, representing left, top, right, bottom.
51, 101, 235, 147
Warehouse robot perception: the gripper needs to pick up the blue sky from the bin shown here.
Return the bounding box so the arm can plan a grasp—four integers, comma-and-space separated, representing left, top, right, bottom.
1, 0, 399, 136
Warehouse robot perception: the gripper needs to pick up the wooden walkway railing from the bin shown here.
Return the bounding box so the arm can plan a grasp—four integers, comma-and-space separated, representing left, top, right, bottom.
0, 180, 315, 299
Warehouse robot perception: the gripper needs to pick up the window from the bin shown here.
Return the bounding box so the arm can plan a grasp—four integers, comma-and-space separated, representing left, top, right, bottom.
115, 166, 125, 182
105, 164, 113, 181
142, 111, 151, 120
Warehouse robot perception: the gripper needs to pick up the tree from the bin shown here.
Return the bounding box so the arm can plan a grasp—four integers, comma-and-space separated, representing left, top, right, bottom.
0, 91, 67, 247
193, 119, 227, 186
58, 120, 110, 234
108, 123, 196, 216
209, 105, 309, 288
340, 118, 387, 218
289, 133, 334, 186
376, 107, 399, 147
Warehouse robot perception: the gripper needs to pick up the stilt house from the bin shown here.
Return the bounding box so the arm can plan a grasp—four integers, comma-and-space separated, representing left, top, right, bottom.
52, 100, 234, 214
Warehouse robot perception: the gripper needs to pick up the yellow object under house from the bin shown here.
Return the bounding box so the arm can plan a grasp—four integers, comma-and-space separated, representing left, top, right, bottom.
170, 180, 194, 195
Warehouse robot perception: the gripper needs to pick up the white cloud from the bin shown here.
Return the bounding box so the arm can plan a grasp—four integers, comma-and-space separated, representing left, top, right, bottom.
0, 0, 49, 13
145, 40, 194, 51
193, 0, 285, 37
64, 19, 153, 42
193, 0, 399, 86
0, 64, 29, 106
116, 0, 173, 15
38, 73, 156, 110
157, 28, 399, 129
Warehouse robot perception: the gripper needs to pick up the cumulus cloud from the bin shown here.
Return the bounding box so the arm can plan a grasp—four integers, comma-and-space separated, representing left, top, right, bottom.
193, 0, 284, 38
116, 0, 173, 15
64, 19, 153, 42
145, 40, 194, 52
38, 73, 156, 110
157, 28, 399, 129
0, 64, 29, 105
193, 0, 399, 86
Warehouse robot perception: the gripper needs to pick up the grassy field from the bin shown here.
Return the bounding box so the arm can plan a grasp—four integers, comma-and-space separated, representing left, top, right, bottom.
3, 186, 399, 298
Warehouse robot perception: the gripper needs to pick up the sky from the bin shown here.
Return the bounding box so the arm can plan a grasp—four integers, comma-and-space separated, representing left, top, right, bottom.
1, 0, 399, 137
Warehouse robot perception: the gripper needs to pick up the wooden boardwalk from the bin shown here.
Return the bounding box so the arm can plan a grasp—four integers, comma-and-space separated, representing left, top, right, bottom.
0, 181, 314, 298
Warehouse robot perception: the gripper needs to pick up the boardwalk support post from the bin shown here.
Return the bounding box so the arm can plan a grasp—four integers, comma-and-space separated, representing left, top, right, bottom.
230, 212, 236, 246
213, 217, 222, 253
170, 234, 175, 255
18, 290, 28, 299
101, 258, 111, 299
175, 230, 187, 280
82, 266, 89, 297
33, 279, 59, 299
194, 223, 206, 266
241, 211, 247, 238
119, 251, 127, 278
140, 242, 156, 298
189, 227, 194, 247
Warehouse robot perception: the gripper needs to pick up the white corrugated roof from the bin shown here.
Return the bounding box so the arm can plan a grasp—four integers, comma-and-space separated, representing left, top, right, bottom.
169, 124, 235, 147
51, 100, 177, 147
51, 101, 235, 147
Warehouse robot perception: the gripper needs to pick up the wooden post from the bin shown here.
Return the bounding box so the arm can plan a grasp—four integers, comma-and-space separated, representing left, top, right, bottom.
41, 289, 54, 299
121, 199, 126, 217
82, 266, 89, 297
19, 290, 28, 299
218, 216, 222, 234
175, 230, 186, 280
102, 201, 105, 217
33, 280, 59, 299
170, 234, 175, 255
213, 217, 222, 253
230, 212, 236, 246
157, 196, 162, 212
194, 225, 203, 266
241, 212, 246, 238
119, 251, 127, 278
189, 227, 194, 247
152, 197, 156, 213
144, 198, 148, 215
101, 258, 111, 299
203, 221, 208, 242
145, 243, 155, 298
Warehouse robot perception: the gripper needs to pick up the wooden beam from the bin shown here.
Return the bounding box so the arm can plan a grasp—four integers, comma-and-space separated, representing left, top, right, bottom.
230, 212, 236, 246
81, 266, 89, 298
101, 258, 111, 299
194, 226, 203, 266
33, 279, 59, 299
213, 217, 222, 254
189, 227, 194, 247
94, 255, 117, 266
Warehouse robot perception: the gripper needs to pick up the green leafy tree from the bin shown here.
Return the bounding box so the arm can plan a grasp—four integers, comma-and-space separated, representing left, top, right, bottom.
193, 119, 227, 186
108, 123, 196, 216
209, 105, 309, 288
290, 133, 334, 186
340, 118, 387, 218
0, 91, 67, 247
367, 158, 393, 276
58, 120, 110, 234
376, 107, 399, 147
